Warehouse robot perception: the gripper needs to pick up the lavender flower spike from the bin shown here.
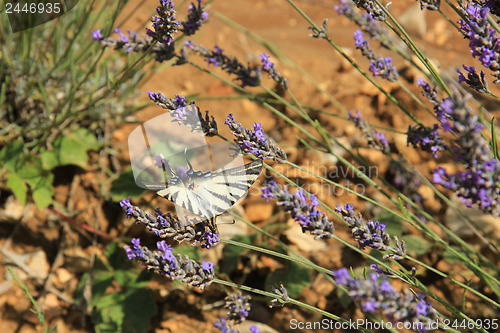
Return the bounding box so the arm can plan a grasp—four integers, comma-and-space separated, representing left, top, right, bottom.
185, 41, 261, 87
146, 0, 180, 46
335, 0, 393, 49
259, 53, 288, 88
335, 204, 406, 260
269, 283, 289, 308
124, 238, 215, 289
348, 110, 390, 153
458, 3, 500, 82
431, 89, 500, 215
418, 0, 440, 11
261, 181, 335, 239
225, 114, 286, 162
457, 65, 489, 93
181, 0, 209, 36
92, 28, 176, 62
407, 124, 447, 158
354, 30, 398, 81
332, 268, 439, 332
225, 293, 251, 324
119, 198, 220, 248
352, 0, 387, 21
147, 92, 218, 136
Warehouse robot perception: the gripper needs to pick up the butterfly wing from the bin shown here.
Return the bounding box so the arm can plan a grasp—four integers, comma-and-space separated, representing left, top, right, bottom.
156, 159, 263, 219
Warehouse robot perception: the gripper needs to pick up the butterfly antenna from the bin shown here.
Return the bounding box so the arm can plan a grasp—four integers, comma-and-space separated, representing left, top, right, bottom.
163, 160, 175, 177
184, 148, 194, 173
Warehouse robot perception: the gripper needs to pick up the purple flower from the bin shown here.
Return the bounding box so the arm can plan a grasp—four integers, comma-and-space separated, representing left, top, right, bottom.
260, 53, 288, 89
458, 4, 500, 82
352, 0, 387, 21
91, 29, 103, 41
214, 317, 237, 333
225, 113, 286, 161
335, 0, 393, 48
181, 1, 208, 35
119, 198, 134, 218
224, 293, 251, 324
154, 154, 166, 168
261, 181, 334, 238
407, 124, 447, 158
335, 204, 406, 260
353, 30, 398, 81
348, 110, 390, 152
202, 260, 215, 271
92, 27, 176, 62
185, 42, 261, 87
125, 238, 215, 289
249, 325, 260, 333
457, 65, 489, 93
119, 199, 219, 247
332, 268, 439, 331
146, 0, 180, 46
147, 92, 217, 136
431, 89, 500, 215
370, 264, 391, 275
417, 78, 440, 106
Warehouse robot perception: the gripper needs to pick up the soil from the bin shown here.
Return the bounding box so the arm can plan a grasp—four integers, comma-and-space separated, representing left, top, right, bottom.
1, 1, 499, 333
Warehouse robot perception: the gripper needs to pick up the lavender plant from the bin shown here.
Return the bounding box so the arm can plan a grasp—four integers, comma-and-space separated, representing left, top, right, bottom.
0, 0, 149, 210
87, 0, 500, 332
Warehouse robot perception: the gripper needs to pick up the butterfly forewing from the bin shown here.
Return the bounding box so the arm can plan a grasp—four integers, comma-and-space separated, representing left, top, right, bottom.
156, 159, 263, 221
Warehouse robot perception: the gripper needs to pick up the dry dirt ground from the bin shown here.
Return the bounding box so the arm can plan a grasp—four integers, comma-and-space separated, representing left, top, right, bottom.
1, 1, 499, 332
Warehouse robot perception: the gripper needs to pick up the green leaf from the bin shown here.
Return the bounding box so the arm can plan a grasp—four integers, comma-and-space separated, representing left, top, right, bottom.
110, 169, 147, 202
220, 235, 255, 274
0, 140, 24, 171
57, 136, 89, 168
40, 150, 60, 170
16, 155, 44, 181
404, 235, 432, 256
7, 172, 28, 205
73, 128, 101, 151
32, 183, 54, 210
265, 261, 311, 299
93, 288, 156, 333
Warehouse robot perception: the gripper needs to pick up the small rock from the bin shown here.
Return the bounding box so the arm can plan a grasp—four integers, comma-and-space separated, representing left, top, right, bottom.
26, 249, 49, 281
445, 195, 500, 239
399, 3, 426, 37
284, 223, 327, 252
245, 202, 274, 222
43, 293, 62, 320
0, 196, 24, 222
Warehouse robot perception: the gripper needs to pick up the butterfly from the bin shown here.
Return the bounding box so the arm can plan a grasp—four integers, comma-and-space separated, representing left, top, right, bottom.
141, 151, 263, 233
